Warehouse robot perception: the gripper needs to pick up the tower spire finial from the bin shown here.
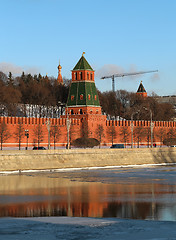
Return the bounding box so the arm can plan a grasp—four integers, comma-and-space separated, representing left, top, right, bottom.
82, 52, 85, 57
57, 61, 63, 85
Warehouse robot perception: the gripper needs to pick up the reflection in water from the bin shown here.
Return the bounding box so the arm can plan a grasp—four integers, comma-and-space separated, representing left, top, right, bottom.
1, 166, 176, 221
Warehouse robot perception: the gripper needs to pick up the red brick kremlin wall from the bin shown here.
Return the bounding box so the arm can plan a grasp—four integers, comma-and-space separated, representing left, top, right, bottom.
1, 115, 176, 149
0, 116, 80, 148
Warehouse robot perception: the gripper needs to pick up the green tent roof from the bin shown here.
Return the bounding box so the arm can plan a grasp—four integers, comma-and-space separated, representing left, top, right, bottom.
137, 81, 146, 93
73, 55, 94, 71
67, 82, 100, 107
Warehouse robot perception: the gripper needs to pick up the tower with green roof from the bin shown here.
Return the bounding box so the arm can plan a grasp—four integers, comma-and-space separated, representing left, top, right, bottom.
136, 81, 147, 97
66, 53, 102, 116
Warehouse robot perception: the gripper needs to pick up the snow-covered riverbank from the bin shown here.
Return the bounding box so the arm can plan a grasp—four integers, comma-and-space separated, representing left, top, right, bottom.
1, 217, 176, 240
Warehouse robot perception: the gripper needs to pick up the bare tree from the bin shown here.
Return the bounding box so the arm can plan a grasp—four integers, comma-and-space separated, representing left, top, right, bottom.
119, 126, 130, 148
14, 122, 24, 150
133, 126, 146, 148
33, 125, 44, 147
107, 125, 117, 145
98, 91, 123, 118
145, 127, 151, 148
167, 127, 176, 139
50, 125, 61, 149
0, 122, 9, 150
96, 124, 105, 148
163, 127, 176, 146
155, 128, 167, 147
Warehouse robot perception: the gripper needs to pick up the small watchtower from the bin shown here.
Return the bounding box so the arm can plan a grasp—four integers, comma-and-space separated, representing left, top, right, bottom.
136, 81, 147, 97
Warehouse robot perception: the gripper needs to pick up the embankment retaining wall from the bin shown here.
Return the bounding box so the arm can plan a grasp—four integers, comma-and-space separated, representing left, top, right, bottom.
0, 148, 176, 172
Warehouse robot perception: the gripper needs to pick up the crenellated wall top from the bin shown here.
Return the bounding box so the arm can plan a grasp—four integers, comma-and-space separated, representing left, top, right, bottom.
0, 116, 80, 126
106, 119, 176, 128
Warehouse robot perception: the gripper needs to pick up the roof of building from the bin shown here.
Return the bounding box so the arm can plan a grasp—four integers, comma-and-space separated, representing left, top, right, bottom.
73, 54, 94, 71
67, 81, 100, 107
137, 81, 146, 93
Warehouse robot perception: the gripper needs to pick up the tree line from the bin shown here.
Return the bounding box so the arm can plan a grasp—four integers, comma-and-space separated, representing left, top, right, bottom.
0, 71, 69, 116
98, 90, 175, 121
0, 71, 175, 121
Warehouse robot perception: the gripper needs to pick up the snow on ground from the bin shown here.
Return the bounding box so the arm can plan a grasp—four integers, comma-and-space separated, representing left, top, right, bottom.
0, 217, 176, 240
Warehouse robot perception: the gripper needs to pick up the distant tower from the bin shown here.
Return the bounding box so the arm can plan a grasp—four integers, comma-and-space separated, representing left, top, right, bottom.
57, 61, 63, 84
136, 81, 147, 97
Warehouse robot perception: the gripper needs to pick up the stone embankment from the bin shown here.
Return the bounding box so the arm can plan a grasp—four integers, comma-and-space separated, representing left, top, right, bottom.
0, 148, 176, 172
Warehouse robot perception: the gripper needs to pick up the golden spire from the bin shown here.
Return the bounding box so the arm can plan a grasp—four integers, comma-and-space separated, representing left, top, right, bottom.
82, 52, 85, 56
58, 60, 62, 69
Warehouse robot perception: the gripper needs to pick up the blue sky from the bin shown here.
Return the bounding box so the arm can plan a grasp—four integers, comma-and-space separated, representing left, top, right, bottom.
0, 0, 176, 96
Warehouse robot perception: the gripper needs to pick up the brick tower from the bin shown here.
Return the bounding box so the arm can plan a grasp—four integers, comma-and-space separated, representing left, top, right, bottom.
57, 61, 63, 84
66, 53, 106, 139
136, 81, 147, 97
66, 53, 102, 116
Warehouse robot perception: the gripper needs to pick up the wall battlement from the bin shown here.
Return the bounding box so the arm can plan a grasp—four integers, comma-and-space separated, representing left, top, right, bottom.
0, 116, 80, 126
0, 115, 175, 149
106, 119, 176, 128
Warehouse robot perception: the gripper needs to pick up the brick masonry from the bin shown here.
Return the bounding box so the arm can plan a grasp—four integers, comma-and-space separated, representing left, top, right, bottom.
0, 148, 176, 172
0, 115, 176, 148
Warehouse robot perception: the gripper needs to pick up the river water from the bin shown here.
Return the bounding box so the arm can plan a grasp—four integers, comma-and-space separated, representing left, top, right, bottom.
1, 165, 176, 221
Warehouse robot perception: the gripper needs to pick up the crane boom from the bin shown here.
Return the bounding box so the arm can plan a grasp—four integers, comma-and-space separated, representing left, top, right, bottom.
101, 70, 158, 92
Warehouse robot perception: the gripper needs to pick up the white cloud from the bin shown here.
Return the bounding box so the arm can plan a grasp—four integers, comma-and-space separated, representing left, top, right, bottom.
24, 66, 40, 75
150, 72, 160, 82
0, 62, 40, 76
126, 64, 141, 80
0, 62, 23, 75
95, 64, 124, 78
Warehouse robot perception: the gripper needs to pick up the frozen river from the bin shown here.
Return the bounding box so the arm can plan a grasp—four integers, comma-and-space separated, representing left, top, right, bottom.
1, 165, 176, 239
1, 165, 176, 221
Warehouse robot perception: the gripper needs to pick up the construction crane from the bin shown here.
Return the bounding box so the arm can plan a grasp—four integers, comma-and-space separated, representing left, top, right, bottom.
101, 70, 158, 92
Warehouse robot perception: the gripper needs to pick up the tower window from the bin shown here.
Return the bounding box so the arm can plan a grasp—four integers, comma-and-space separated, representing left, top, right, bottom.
71, 109, 74, 115
80, 72, 82, 80
71, 95, 74, 101
75, 72, 77, 80
91, 73, 93, 80
80, 109, 83, 114
87, 72, 89, 80
80, 94, 83, 100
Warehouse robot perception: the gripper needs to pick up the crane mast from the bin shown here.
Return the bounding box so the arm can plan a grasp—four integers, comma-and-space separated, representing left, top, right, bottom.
101, 70, 158, 92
